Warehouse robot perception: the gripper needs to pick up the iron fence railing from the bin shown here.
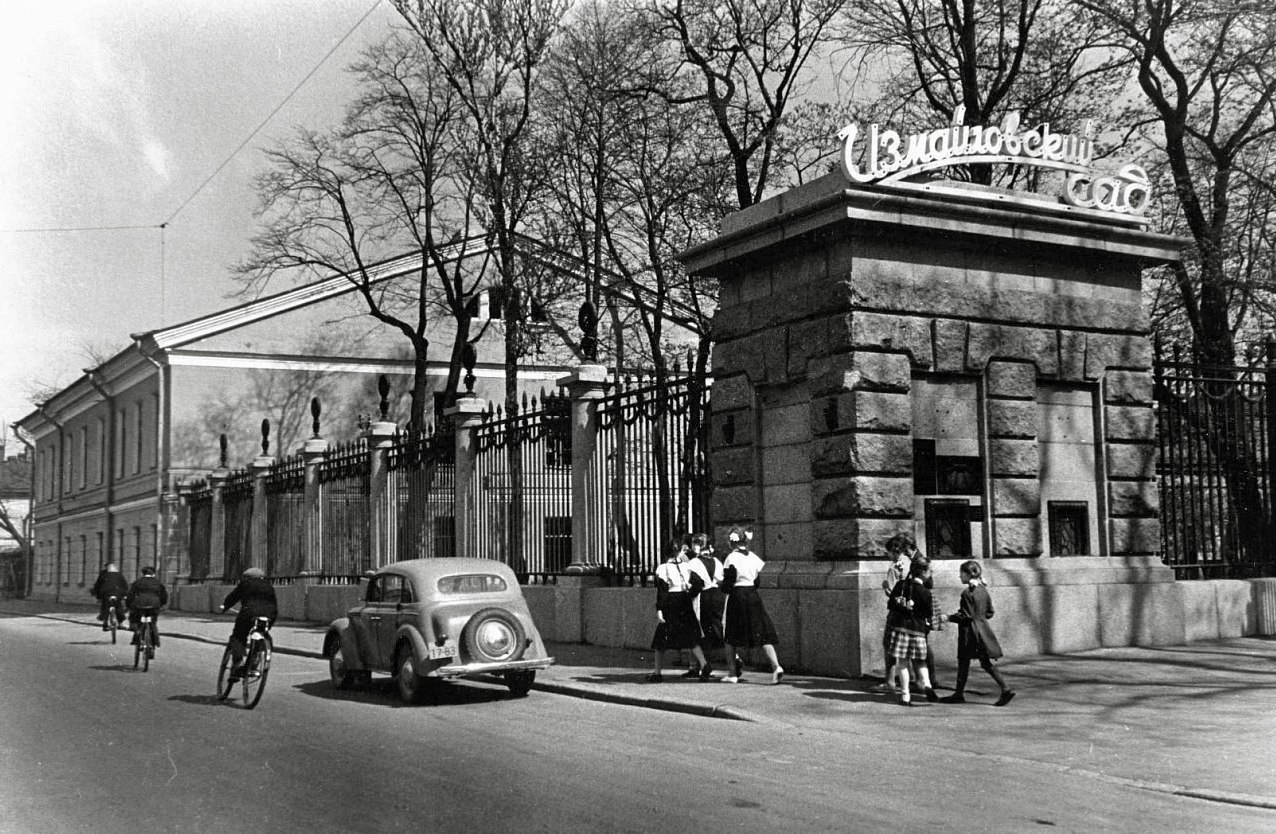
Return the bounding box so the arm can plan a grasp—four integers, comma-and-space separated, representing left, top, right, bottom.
319, 438, 370, 578
222, 468, 254, 581
265, 453, 306, 578
186, 479, 212, 582
389, 425, 456, 561
1155, 347, 1276, 579
474, 391, 572, 578
595, 374, 711, 580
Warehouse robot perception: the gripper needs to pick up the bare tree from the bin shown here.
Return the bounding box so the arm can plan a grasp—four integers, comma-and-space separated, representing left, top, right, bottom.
237, 32, 483, 429
848, 0, 1128, 183
648, 0, 852, 209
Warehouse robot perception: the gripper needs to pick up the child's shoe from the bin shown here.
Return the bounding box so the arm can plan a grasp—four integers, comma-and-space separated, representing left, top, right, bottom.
940, 693, 966, 704
994, 689, 1017, 707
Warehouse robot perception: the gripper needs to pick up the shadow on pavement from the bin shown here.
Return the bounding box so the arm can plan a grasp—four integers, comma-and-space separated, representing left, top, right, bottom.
293, 677, 524, 708
168, 694, 232, 707
89, 664, 140, 674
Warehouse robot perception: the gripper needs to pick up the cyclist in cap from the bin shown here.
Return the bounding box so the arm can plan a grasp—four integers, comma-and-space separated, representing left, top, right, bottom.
125, 565, 168, 648
217, 567, 278, 680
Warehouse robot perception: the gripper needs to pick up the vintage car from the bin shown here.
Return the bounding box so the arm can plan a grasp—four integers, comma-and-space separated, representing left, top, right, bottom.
323, 558, 554, 703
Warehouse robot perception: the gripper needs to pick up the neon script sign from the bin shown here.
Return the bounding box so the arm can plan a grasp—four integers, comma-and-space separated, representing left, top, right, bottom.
836, 108, 1150, 218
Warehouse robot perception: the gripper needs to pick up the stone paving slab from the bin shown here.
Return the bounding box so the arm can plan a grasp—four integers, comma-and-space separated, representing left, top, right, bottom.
7, 600, 1274, 810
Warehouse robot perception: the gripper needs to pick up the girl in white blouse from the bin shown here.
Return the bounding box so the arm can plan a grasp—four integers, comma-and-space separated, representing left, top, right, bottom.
721, 526, 784, 684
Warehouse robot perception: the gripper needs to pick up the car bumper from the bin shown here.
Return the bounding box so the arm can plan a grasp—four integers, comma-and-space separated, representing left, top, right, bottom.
431, 657, 555, 678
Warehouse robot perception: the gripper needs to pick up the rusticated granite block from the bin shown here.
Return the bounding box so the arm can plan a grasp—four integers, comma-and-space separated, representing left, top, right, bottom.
1059, 331, 1086, 381
850, 312, 933, 366
987, 400, 1037, 439
710, 304, 751, 341
759, 326, 789, 384
852, 352, 912, 391
989, 438, 1040, 477
986, 360, 1037, 399
992, 477, 1041, 516
812, 476, 913, 519
1085, 333, 1152, 377
1108, 481, 1159, 516
810, 433, 912, 477
1107, 442, 1157, 480
1104, 369, 1154, 405
967, 323, 1058, 376
1104, 404, 1155, 441
812, 518, 860, 560
933, 319, 966, 372
710, 446, 756, 486
851, 390, 911, 433
711, 374, 753, 411
712, 409, 753, 448
994, 517, 1042, 557
710, 485, 756, 524
1109, 517, 1161, 555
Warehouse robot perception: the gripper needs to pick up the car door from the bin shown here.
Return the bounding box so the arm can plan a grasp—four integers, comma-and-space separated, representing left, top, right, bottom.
373, 574, 407, 668
346, 578, 380, 669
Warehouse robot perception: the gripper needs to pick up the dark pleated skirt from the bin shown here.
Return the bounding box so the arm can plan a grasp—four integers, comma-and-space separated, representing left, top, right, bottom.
651, 591, 702, 650
723, 586, 779, 647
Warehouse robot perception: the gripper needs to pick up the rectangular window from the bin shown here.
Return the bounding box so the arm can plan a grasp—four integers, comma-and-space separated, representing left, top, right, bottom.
116, 409, 126, 478
79, 426, 88, 489
135, 401, 144, 474
79, 535, 88, 585
1048, 501, 1091, 556
97, 532, 106, 572
133, 526, 142, 575
924, 498, 974, 560
97, 417, 106, 484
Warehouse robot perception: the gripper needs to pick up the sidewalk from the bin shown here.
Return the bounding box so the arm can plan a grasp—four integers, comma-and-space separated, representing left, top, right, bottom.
7, 599, 1275, 810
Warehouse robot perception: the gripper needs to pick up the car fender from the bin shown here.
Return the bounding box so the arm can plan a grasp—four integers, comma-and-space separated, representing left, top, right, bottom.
324, 619, 368, 671
391, 622, 434, 669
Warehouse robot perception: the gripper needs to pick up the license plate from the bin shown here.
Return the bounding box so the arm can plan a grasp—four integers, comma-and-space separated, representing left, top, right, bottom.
427, 643, 458, 660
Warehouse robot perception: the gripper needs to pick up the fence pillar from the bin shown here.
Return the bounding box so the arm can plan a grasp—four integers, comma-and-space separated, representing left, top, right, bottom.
560, 365, 609, 573
208, 468, 229, 582
447, 396, 487, 559
250, 455, 274, 572
174, 482, 194, 584
300, 439, 328, 578
367, 422, 397, 569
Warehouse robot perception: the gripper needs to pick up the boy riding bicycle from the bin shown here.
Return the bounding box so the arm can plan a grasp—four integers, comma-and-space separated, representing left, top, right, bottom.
218, 567, 278, 680
90, 563, 129, 631
126, 566, 168, 648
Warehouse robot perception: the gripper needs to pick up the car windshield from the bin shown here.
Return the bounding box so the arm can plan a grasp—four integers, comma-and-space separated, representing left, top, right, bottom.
437, 574, 507, 595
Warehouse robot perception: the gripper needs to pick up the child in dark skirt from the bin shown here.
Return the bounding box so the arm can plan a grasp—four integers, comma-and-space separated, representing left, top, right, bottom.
886, 557, 938, 706
940, 560, 1016, 706
649, 540, 712, 682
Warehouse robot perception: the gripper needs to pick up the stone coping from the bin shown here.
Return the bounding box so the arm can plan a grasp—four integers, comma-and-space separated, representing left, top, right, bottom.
756, 555, 1176, 590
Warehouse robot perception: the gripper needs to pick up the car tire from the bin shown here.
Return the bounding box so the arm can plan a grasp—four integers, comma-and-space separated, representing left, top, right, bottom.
395, 646, 435, 705
461, 608, 527, 664
506, 670, 535, 698
328, 642, 355, 690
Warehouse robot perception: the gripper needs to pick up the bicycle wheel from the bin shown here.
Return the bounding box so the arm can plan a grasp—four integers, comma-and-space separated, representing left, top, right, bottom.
242, 637, 271, 710
216, 647, 236, 701
133, 631, 142, 670
108, 609, 118, 644
140, 626, 151, 672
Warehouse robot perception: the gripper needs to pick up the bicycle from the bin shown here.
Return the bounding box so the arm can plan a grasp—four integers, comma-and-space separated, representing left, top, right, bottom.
132, 609, 159, 672
216, 616, 272, 709
104, 596, 121, 644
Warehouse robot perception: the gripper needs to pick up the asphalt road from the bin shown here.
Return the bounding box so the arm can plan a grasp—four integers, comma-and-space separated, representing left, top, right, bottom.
1, 611, 1271, 834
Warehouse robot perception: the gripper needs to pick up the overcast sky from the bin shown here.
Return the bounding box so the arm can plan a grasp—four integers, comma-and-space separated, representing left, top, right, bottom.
0, 0, 400, 448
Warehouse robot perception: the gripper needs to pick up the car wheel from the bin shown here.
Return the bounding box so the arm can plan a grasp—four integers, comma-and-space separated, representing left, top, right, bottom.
506, 670, 535, 698
461, 608, 527, 664
395, 646, 435, 705
328, 642, 355, 690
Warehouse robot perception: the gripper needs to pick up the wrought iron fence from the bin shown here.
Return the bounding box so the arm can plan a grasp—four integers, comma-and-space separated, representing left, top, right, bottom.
389, 425, 456, 561
474, 391, 572, 579
596, 374, 711, 579
265, 453, 306, 578
186, 480, 212, 581
222, 468, 254, 581
319, 437, 371, 579
1155, 347, 1276, 579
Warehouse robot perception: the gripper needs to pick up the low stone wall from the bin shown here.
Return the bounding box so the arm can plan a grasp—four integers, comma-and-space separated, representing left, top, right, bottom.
162, 564, 1276, 677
